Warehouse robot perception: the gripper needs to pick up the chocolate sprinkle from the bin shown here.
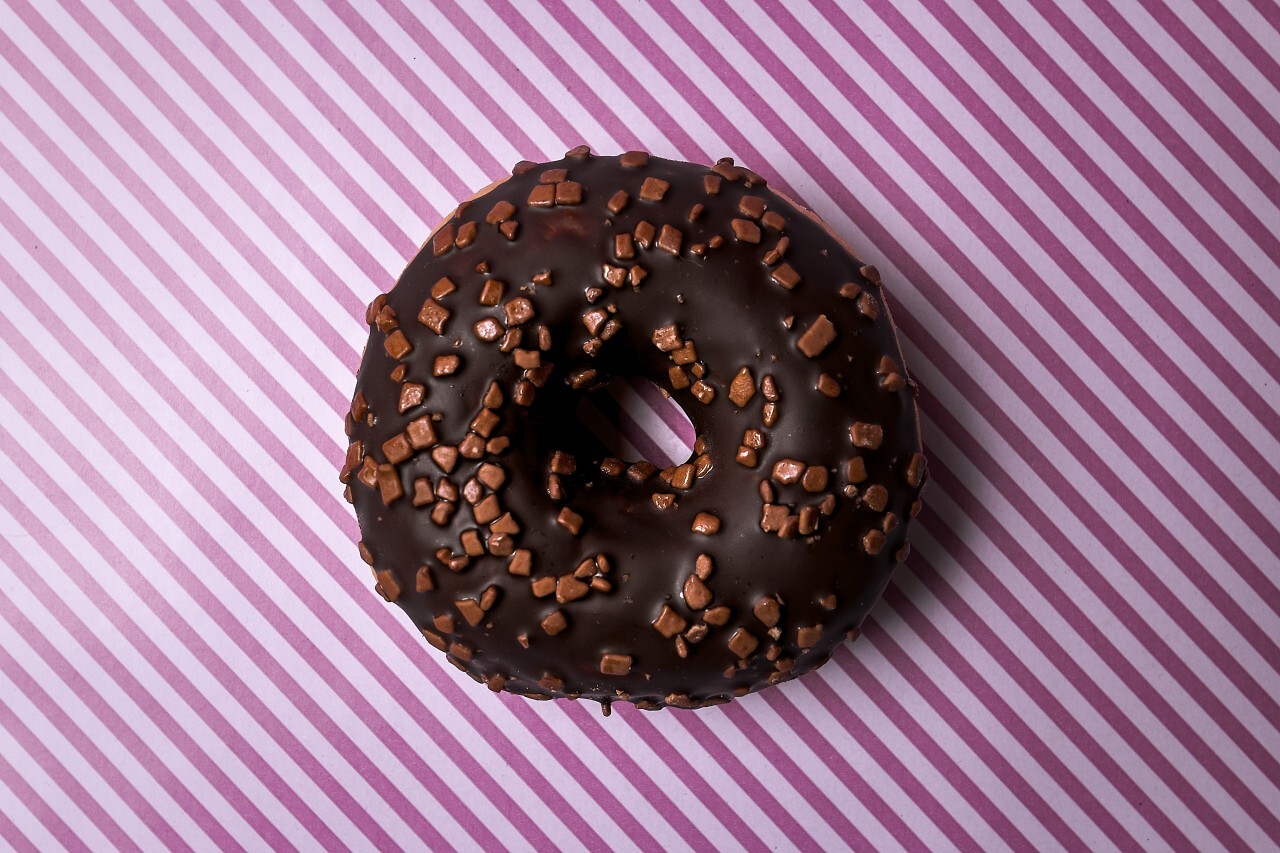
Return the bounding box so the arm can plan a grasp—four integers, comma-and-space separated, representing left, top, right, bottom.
346, 151, 923, 713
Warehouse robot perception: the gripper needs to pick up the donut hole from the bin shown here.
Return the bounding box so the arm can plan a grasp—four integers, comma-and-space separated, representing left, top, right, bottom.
575, 376, 696, 468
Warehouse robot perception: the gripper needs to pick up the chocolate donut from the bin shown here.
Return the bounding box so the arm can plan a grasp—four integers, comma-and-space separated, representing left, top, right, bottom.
341, 147, 926, 713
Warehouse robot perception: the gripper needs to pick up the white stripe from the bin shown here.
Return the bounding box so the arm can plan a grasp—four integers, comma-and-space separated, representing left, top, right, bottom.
918, 359, 1280, 756
0, 430, 357, 851
915, 421, 1279, 830
359, 0, 567, 158
860, 593, 1164, 847
794, 666, 1028, 852
0, 711, 117, 852
975, 0, 1280, 276
0, 748, 74, 853
1132, 0, 1280, 130
21, 0, 388, 346
0, 23, 356, 407
0, 645, 166, 850
407, 0, 1269, 835
615, 0, 1280, 721
631, 719, 829, 852
0, 197, 638, 851
249, 0, 520, 182
1213, 0, 1280, 70
614, 380, 694, 466
1065, 0, 1280, 188
739, 691, 923, 852
455, 6, 901, 840
577, 396, 647, 462
0, 625, 214, 850
672, 0, 1280, 571
0, 553, 275, 851
85, 0, 436, 257
0, 271, 542, 853
0, 121, 657, 853
454, 1, 655, 154
789, 0, 1280, 439
0, 771, 64, 853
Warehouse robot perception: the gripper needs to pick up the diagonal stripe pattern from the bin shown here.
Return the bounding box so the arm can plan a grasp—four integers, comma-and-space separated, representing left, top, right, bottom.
1, 0, 1278, 849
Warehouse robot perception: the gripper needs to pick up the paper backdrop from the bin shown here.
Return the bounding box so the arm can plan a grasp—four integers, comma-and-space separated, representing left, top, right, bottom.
1, 0, 1278, 850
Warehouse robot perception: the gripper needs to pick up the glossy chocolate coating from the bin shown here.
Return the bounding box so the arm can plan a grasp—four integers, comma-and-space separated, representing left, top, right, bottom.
346, 151, 924, 711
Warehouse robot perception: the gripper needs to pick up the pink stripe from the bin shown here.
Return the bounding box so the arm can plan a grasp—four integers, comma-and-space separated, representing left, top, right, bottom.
382, 3, 927, 842
824, 0, 1280, 511
0, 746, 88, 853
571, 0, 1280, 822
819, 0, 1280, 740
974, 0, 1280, 333
651, 0, 1280, 731
0, 136, 665, 851
0, 256, 544, 853
599, 0, 1280, 835
839, 639, 1101, 847
627, 377, 699, 452
0, 691, 136, 851
1, 8, 351, 413
251, 0, 510, 185
599, 385, 685, 467
921, 445, 1273, 842
110, 0, 422, 274
815, 648, 1077, 849
716, 704, 880, 849
0, 60, 676, 853
0, 801, 41, 853
453, 0, 1280, 835
479, 3, 923, 838
866, 589, 1174, 848
754, 0, 1280, 712
0, 354, 379, 850
472, 0, 705, 159
46, 0, 389, 370
1075, 0, 1280, 235
0, 166, 527, 845
757, 689, 986, 851
671, 714, 823, 848
0, 637, 193, 851
603, 711, 783, 853
1143, 0, 1280, 153
0, 586, 244, 851
1197, 0, 1280, 90
0, 14, 691, 835
481, 1, 939, 839
0, 115, 514, 846
674, 0, 1280, 621
156, 0, 472, 221
2, 0, 1279, 846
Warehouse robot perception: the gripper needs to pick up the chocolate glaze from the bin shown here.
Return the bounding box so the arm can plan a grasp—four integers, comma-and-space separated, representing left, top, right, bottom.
345, 151, 925, 712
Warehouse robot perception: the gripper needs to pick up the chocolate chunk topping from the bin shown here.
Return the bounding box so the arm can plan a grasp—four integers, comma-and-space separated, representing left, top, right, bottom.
600, 654, 632, 675
346, 151, 922, 713
640, 177, 670, 201
771, 263, 800, 290
797, 315, 837, 358
657, 224, 682, 255
850, 422, 884, 450
753, 596, 781, 628
727, 628, 758, 659
652, 605, 687, 639
732, 219, 761, 243
541, 610, 568, 635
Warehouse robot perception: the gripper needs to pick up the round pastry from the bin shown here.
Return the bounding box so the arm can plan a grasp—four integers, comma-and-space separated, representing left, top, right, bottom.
341, 146, 926, 713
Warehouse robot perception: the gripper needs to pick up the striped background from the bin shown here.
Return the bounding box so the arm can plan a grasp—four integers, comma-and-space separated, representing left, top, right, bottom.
1, 0, 1278, 849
